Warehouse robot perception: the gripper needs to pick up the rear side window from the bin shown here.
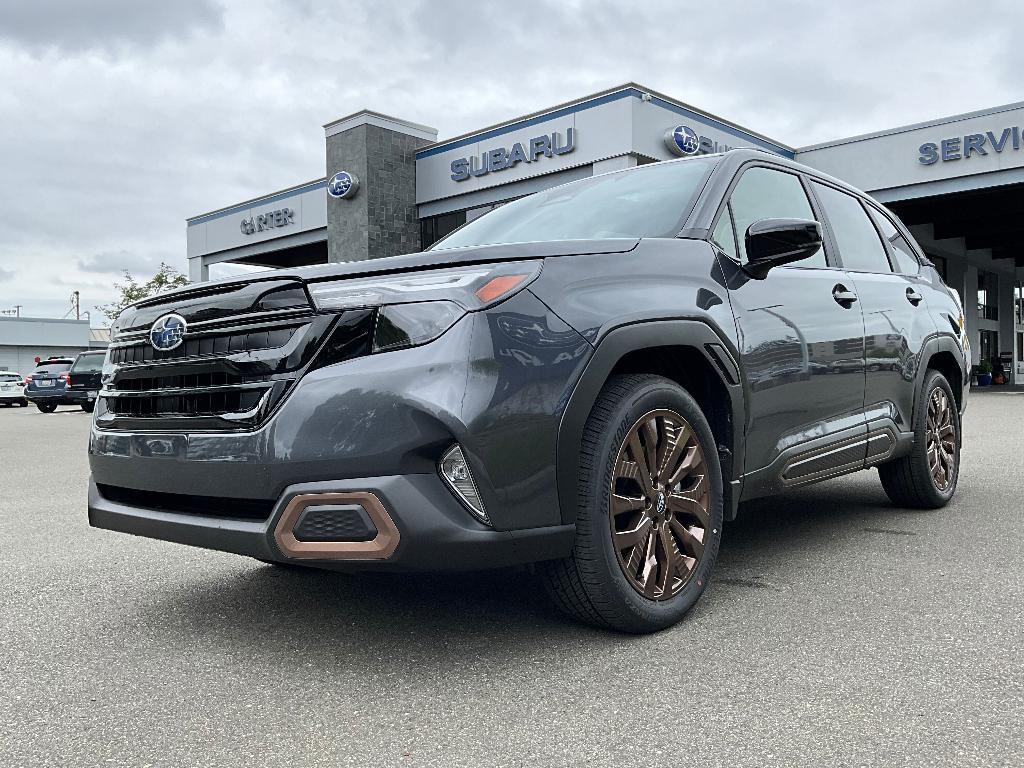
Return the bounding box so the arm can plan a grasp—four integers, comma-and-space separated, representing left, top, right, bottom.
728, 167, 826, 268
35, 362, 72, 374
812, 183, 892, 273
869, 208, 921, 275
72, 354, 104, 374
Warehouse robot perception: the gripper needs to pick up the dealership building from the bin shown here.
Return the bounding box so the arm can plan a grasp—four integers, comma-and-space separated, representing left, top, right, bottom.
0, 317, 109, 375
186, 83, 1024, 382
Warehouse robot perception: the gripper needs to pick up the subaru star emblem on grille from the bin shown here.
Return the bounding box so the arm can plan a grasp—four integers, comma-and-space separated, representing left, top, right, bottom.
327, 170, 359, 199
149, 313, 187, 352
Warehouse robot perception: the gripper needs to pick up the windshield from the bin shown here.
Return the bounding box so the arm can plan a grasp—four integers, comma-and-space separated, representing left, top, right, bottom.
431, 157, 718, 250
35, 362, 72, 374
71, 354, 104, 374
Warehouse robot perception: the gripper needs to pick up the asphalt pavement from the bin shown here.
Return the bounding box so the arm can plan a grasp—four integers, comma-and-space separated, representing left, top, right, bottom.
1, 392, 1021, 767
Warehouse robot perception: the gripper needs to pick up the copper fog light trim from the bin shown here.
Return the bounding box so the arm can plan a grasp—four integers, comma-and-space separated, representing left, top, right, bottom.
273, 491, 400, 560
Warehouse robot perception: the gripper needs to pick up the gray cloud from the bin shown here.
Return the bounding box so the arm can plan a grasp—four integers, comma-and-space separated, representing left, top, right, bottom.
1, 0, 1022, 323
0, 268, 14, 282
77, 251, 166, 276
0, 0, 224, 54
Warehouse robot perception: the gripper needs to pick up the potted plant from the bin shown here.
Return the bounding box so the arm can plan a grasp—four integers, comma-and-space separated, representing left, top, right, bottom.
977, 359, 993, 386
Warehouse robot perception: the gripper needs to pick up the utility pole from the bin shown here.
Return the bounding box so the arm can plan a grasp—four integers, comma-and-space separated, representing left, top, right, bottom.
71, 291, 80, 320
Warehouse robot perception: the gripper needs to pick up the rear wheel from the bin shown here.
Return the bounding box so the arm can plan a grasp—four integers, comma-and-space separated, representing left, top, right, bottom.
878, 370, 960, 508
541, 374, 723, 633
36, 402, 57, 413
19, 399, 29, 407
81, 402, 95, 413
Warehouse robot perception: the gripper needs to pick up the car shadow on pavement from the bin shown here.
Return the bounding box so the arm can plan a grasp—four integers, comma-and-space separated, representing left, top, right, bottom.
127, 474, 938, 668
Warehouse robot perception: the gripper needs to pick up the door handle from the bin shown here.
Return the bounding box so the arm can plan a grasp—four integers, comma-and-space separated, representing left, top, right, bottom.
832, 284, 858, 306
906, 287, 923, 306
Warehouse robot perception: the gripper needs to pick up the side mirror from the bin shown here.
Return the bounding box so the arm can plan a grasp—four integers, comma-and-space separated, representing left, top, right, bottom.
743, 218, 823, 278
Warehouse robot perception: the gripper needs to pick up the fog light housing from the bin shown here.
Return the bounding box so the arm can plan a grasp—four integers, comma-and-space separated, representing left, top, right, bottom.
439, 445, 491, 526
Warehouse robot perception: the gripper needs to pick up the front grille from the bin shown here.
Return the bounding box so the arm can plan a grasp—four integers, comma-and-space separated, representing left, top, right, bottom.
97, 483, 275, 520
109, 326, 299, 364
108, 388, 265, 418
97, 278, 376, 431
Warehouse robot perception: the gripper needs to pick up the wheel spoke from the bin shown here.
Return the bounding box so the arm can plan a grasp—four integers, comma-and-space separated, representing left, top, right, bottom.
667, 486, 709, 528
614, 516, 653, 551
627, 433, 657, 497
610, 492, 644, 517
670, 517, 705, 559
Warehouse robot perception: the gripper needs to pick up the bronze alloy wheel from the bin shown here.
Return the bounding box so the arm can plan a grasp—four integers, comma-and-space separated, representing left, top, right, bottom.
925, 386, 957, 491
609, 408, 710, 601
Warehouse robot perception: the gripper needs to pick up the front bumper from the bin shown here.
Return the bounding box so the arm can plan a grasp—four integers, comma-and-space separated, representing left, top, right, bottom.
88, 476, 575, 571
87, 289, 592, 568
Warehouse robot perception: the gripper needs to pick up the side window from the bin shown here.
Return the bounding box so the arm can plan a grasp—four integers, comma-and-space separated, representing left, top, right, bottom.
728, 167, 826, 268
812, 183, 892, 273
711, 204, 738, 261
869, 208, 921, 275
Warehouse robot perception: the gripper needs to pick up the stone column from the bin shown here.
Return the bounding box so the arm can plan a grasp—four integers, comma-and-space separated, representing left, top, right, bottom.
323, 111, 437, 262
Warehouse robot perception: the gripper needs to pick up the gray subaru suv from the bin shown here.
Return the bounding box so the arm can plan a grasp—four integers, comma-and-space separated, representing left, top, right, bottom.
88, 150, 968, 633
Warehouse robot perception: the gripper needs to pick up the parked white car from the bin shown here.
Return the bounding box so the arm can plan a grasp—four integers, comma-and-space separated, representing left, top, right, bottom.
0, 371, 28, 407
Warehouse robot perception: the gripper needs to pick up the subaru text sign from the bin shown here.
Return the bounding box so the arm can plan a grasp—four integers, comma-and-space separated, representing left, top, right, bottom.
450, 128, 576, 182
918, 126, 1023, 165
665, 124, 733, 156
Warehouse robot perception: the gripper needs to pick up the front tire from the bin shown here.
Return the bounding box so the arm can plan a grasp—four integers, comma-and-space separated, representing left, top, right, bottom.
36, 402, 57, 413
541, 374, 723, 633
878, 370, 960, 509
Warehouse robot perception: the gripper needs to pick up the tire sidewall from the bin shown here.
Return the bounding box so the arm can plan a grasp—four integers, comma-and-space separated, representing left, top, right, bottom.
581, 377, 724, 632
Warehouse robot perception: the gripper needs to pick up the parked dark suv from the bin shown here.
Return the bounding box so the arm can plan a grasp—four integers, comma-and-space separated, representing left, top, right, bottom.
88, 150, 968, 633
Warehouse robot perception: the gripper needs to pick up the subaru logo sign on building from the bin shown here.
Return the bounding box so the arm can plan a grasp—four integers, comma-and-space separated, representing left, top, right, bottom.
667, 125, 700, 155
149, 314, 187, 352
665, 124, 734, 157
327, 171, 359, 199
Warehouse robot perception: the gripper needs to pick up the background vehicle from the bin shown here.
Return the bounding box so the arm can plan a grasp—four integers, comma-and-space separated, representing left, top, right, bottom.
67, 351, 105, 413
87, 150, 968, 633
0, 371, 28, 407
25, 357, 75, 413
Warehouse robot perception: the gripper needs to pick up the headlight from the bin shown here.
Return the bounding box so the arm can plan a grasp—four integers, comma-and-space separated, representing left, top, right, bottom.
308, 262, 541, 353
373, 301, 464, 352
307, 262, 540, 312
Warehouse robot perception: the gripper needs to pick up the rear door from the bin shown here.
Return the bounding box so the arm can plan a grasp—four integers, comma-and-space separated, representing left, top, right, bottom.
809, 181, 937, 442
712, 164, 867, 487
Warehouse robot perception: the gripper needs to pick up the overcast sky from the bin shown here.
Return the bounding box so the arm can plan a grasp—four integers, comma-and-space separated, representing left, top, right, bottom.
1, 0, 1021, 325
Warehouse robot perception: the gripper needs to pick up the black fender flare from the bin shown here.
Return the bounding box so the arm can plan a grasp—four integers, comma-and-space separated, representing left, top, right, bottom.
555, 318, 746, 525
915, 331, 969, 416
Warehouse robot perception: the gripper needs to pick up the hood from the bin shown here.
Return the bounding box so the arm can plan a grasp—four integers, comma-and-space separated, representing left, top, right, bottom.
115, 239, 640, 334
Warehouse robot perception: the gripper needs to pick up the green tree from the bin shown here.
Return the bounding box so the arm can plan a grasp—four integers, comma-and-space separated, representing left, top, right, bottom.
96, 262, 190, 323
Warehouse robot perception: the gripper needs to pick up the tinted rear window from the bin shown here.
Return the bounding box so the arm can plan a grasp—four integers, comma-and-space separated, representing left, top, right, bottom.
0, 373, 21, 382
432, 157, 718, 250
35, 362, 72, 374
71, 354, 105, 373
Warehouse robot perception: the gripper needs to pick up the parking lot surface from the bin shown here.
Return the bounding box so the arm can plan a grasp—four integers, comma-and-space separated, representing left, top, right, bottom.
1, 393, 1022, 767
